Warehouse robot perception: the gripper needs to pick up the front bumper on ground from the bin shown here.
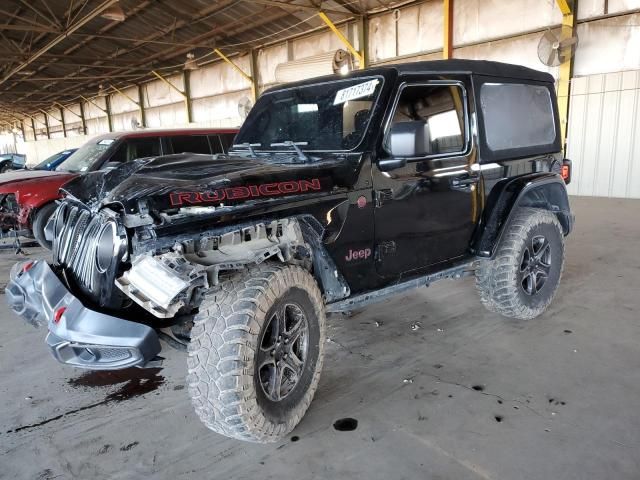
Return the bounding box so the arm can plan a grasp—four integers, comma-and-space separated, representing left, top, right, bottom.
5, 260, 161, 370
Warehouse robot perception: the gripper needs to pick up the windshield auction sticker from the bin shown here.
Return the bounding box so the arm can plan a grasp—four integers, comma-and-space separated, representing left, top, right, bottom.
333, 79, 379, 105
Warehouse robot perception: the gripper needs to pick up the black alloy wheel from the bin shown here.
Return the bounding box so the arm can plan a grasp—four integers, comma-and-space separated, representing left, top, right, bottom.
519, 234, 552, 295
257, 302, 309, 402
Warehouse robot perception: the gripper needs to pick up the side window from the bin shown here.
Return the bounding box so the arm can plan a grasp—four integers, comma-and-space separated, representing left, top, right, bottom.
480, 83, 555, 151
214, 133, 236, 154
108, 142, 128, 163
388, 84, 467, 157
168, 135, 211, 154
209, 135, 224, 154
127, 137, 161, 160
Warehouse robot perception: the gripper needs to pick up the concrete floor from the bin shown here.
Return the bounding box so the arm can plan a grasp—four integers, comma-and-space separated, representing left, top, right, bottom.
1, 196, 639, 480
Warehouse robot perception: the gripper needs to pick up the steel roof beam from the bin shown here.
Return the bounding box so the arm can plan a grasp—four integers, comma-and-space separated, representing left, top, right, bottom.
0, 24, 59, 33
0, 0, 120, 87
245, 0, 353, 17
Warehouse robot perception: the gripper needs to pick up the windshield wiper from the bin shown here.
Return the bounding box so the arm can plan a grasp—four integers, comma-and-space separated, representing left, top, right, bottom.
231, 142, 261, 157
270, 141, 309, 161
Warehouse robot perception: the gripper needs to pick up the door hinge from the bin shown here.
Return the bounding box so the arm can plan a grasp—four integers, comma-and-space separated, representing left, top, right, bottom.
375, 241, 396, 261
375, 189, 393, 207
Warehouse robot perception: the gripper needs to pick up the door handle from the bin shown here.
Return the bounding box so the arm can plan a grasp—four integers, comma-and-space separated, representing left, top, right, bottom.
452, 176, 479, 187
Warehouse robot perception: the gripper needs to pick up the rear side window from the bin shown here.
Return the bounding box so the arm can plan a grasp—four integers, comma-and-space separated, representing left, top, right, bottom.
127, 137, 161, 159
214, 133, 236, 154
480, 83, 556, 151
109, 137, 161, 163
168, 135, 211, 154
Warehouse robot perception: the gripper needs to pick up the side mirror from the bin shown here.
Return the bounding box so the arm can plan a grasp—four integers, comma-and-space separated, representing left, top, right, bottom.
386, 120, 432, 158
378, 157, 407, 172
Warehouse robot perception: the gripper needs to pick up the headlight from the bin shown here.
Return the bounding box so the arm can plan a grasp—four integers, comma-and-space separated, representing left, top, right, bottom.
95, 221, 117, 273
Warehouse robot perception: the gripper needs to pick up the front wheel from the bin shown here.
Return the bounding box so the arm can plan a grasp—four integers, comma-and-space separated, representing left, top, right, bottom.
32, 202, 58, 250
475, 207, 565, 320
187, 263, 325, 442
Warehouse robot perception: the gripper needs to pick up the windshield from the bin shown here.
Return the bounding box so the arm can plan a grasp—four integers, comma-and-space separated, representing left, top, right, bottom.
34, 151, 69, 170
56, 139, 115, 172
234, 76, 383, 153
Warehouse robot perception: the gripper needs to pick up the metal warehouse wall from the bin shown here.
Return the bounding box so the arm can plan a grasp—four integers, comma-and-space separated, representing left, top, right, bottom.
18, 0, 640, 190
567, 71, 640, 199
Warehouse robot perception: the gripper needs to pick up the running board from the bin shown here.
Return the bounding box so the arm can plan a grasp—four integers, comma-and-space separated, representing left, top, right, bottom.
325, 262, 475, 313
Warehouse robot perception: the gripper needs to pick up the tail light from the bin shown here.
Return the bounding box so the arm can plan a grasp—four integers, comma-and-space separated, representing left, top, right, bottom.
561, 159, 572, 184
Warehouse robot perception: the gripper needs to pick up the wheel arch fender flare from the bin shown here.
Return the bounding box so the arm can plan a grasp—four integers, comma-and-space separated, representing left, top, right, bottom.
297, 215, 350, 303
470, 173, 573, 258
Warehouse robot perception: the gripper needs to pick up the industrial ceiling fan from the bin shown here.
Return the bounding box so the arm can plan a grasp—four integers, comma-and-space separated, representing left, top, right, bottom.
538, 28, 579, 67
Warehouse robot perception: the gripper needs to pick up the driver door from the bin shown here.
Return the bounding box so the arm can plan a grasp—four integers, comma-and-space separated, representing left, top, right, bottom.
372, 77, 479, 278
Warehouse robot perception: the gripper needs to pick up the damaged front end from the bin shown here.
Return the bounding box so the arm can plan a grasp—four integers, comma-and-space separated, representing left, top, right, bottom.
115, 218, 307, 318
6, 152, 343, 370
6, 191, 312, 370
0, 193, 21, 233
6, 259, 161, 369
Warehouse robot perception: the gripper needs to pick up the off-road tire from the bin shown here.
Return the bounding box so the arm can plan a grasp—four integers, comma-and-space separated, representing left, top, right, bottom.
475, 207, 564, 320
187, 263, 326, 443
32, 202, 57, 250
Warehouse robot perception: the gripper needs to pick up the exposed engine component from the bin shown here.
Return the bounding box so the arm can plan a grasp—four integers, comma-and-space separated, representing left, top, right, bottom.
115, 254, 208, 318
176, 218, 306, 285
117, 219, 307, 318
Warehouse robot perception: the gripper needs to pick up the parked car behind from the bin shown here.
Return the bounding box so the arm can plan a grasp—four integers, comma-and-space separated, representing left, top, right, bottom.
32, 148, 78, 171
0, 128, 238, 247
0, 153, 26, 172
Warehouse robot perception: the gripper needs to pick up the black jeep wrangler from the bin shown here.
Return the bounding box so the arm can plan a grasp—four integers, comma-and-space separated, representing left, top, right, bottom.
7, 60, 573, 443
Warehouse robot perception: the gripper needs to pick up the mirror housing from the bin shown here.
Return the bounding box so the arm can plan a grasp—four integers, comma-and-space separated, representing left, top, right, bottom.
388, 121, 431, 158
378, 157, 407, 172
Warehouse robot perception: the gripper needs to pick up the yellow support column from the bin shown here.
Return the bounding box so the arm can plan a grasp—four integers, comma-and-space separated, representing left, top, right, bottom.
214, 49, 256, 102
110, 84, 146, 127
555, 0, 576, 152
151, 70, 191, 124
318, 11, 365, 70
443, 0, 454, 59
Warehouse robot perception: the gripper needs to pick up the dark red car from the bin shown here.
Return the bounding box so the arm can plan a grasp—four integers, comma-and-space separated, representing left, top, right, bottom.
0, 128, 238, 248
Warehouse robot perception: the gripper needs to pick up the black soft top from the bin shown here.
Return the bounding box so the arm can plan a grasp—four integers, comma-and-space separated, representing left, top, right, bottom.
274, 59, 553, 92
390, 59, 553, 83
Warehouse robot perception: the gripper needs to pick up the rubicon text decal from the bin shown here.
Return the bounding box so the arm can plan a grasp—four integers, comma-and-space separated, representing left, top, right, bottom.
170, 178, 323, 206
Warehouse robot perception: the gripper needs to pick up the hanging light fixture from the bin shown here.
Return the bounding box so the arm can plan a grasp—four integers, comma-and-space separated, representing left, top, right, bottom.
101, 2, 126, 21
97, 84, 108, 97
332, 49, 354, 75
184, 53, 199, 71
275, 49, 353, 83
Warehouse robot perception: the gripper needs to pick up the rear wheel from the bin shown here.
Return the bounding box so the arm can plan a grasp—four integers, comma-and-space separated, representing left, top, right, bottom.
32, 202, 58, 250
0, 162, 12, 173
187, 263, 325, 442
475, 207, 565, 320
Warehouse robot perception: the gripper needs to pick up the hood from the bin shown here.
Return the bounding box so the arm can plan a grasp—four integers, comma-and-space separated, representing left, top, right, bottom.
0, 168, 70, 186
0, 169, 77, 199
61, 153, 354, 215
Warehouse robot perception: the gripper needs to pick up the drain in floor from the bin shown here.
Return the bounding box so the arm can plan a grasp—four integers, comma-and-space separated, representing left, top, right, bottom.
333, 418, 358, 431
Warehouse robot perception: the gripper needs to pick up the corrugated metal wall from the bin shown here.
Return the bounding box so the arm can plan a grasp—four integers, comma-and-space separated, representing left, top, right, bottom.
16, 0, 640, 175
567, 71, 640, 199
